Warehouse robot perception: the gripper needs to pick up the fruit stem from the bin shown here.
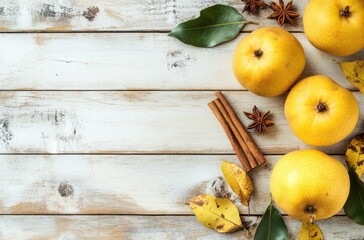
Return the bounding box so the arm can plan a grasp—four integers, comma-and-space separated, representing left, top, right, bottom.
340, 6, 350, 17
315, 101, 327, 113
304, 205, 316, 223
309, 214, 314, 224
254, 49, 263, 59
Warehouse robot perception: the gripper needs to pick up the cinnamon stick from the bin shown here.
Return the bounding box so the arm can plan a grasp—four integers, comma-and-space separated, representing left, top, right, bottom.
214, 99, 258, 168
215, 92, 266, 165
208, 101, 252, 172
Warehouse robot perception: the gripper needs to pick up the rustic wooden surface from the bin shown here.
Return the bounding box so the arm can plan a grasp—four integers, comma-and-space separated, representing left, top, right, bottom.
0, 154, 352, 215
0, 91, 363, 154
0, 216, 362, 240
0, 0, 363, 239
0, 33, 362, 90
0, 0, 307, 32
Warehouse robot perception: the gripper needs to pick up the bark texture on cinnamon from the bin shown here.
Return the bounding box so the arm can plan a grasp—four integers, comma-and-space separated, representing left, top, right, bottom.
208, 91, 266, 172
208, 101, 252, 172
214, 99, 258, 169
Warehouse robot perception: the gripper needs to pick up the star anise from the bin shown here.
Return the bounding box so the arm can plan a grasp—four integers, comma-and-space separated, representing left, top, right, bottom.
267, 0, 299, 26
244, 106, 274, 134
242, 0, 268, 15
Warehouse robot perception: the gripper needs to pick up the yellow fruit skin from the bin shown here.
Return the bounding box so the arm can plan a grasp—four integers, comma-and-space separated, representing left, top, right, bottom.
285, 75, 359, 146
232, 27, 305, 97
303, 0, 364, 56
270, 149, 350, 221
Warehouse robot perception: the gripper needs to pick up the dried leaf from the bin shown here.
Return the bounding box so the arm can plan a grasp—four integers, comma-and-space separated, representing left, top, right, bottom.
298, 221, 324, 240
221, 160, 253, 206
187, 194, 243, 233
345, 133, 364, 178
344, 168, 364, 225
337, 60, 364, 94
254, 203, 288, 240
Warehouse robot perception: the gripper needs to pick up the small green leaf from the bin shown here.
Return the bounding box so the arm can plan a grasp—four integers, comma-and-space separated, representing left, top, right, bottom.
254, 203, 288, 240
169, 4, 248, 47
344, 168, 364, 225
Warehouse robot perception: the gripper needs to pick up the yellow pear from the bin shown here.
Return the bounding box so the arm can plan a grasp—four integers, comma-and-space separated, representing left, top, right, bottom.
232, 27, 305, 97
285, 75, 359, 146
303, 0, 364, 56
270, 149, 350, 221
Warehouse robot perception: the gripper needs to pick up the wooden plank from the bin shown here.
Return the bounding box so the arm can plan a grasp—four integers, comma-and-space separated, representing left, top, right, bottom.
0, 215, 362, 239
0, 0, 308, 32
0, 154, 353, 214
0, 33, 361, 90
0, 91, 362, 154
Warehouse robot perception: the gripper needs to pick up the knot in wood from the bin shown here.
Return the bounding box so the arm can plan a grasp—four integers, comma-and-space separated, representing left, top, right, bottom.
83, 6, 99, 21
58, 182, 74, 197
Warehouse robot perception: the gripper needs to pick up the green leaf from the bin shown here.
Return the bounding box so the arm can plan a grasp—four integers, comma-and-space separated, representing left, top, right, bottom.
344, 168, 364, 225
168, 4, 248, 48
254, 203, 288, 240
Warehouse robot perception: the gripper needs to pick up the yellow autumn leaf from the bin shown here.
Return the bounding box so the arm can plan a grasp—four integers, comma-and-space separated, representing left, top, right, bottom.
298, 221, 324, 240
346, 133, 364, 178
187, 194, 243, 233
337, 60, 364, 94
221, 160, 253, 206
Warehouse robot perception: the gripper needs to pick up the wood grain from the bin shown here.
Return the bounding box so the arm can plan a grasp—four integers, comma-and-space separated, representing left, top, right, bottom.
0, 0, 308, 32
0, 33, 362, 90
0, 91, 362, 154
1, 1, 362, 238
0, 215, 362, 240
0, 154, 351, 215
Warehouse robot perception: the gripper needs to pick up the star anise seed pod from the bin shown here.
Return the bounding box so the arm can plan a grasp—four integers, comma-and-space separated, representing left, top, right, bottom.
244, 106, 275, 135
267, 0, 299, 26
242, 0, 268, 15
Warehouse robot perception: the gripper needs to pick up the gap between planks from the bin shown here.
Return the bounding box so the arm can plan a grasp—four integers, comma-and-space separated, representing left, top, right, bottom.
0, 153, 348, 156
0, 30, 306, 34
0, 213, 348, 217
0, 89, 360, 92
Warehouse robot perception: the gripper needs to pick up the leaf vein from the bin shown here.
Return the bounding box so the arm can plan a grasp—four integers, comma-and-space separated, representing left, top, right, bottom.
172, 21, 245, 33
193, 204, 242, 228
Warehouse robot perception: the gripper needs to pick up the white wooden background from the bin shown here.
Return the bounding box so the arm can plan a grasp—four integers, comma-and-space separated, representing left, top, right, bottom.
0, 0, 363, 239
